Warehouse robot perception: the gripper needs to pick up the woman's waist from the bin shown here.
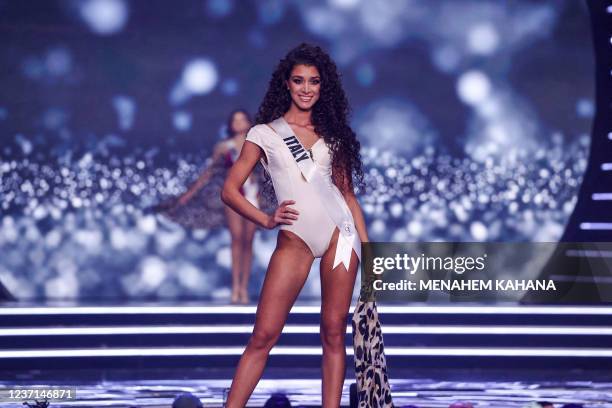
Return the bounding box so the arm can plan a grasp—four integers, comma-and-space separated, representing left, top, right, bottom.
275, 191, 352, 221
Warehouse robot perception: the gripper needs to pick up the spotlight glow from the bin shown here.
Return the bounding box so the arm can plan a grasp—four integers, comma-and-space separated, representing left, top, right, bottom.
173, 111, 192, 132
79, 0, 129, 35
181, 59, 218, 95
457, 70, 491, 106
467, 22, 499, 55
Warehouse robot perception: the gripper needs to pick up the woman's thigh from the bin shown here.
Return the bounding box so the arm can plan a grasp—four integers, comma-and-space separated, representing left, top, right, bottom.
252, 230, 315, 335
319, 227, 359, 327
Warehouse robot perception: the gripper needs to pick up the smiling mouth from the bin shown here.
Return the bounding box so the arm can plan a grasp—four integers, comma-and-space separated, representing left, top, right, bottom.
299, 96, 313, 102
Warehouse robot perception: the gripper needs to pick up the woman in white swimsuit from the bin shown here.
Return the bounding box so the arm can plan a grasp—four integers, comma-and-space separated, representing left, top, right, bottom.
221, 43, 369, 407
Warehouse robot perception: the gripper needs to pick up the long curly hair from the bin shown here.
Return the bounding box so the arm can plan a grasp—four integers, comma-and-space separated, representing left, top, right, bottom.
254, 42, 365, 199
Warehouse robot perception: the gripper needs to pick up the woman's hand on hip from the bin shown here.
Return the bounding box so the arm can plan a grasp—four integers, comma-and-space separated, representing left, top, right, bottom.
266, 199, 299, 229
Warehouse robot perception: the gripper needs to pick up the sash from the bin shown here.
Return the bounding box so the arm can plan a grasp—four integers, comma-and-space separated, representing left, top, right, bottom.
269, 117, 361, 271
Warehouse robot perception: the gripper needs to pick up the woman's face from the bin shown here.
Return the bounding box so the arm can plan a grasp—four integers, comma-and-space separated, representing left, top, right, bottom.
230, 111, 250, 135
285, 64, 321, 111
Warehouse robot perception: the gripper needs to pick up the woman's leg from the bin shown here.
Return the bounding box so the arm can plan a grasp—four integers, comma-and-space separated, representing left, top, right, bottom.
238, 218, 257, 303
319, 227, 359, 408
225, 230, 314, 408
225, 205, 244, 303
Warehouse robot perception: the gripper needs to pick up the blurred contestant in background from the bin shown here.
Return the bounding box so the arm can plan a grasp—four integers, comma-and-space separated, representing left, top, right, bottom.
155, 109, 267, 304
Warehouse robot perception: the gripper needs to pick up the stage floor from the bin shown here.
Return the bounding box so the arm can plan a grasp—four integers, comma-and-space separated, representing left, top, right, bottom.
3, 367, 612, 407
2, 301, 612, 407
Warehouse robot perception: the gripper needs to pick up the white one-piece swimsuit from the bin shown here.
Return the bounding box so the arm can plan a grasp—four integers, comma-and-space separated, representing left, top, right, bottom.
245, 121, 361, 265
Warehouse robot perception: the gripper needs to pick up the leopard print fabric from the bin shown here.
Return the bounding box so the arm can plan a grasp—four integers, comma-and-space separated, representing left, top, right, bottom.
352, 299, 394, 407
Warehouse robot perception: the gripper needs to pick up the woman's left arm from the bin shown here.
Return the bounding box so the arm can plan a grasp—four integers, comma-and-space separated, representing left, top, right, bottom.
335, 168, 369, 243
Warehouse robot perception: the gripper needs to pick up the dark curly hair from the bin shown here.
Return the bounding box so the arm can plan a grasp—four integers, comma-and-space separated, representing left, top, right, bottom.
254, 42, 365, 199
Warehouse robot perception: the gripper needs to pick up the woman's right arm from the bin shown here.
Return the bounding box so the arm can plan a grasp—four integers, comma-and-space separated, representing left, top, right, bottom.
221, 140, 299, 229
176, 143, 225, 206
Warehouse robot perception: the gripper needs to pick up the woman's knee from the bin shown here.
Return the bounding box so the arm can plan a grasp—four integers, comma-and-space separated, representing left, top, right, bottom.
247, 328, 280, 352
320, 317, 347, 352
230, 237, 243, 252
240, 233, 253, 249
233, 223, 253, 248
228, 226, 243, 244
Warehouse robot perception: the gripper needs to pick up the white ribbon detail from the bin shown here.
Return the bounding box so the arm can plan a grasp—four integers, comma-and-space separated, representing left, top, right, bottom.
269, 117, 361, 271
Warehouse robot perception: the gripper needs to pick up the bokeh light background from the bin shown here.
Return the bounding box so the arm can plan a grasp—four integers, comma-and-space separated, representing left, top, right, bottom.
0, 0, 594, 300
